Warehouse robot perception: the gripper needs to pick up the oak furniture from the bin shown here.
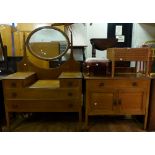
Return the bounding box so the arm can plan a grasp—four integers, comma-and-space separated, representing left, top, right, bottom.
84, 47, 152, 129
2, 26, 83, 130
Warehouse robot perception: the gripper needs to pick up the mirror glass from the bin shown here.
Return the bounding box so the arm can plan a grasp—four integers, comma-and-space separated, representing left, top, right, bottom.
26, 26, 70, 60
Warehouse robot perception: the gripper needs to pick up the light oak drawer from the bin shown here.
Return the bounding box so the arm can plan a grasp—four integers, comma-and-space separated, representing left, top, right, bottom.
3, 75, 37, 88
6, 99, 81, 112
3, 80, 23, 88
86, 79, 150, 89
4, 88, 80, 99
60, 79, 82, 92
60, 79, 81, 87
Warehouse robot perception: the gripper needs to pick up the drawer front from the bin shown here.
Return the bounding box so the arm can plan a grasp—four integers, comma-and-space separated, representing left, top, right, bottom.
6, 99, 81, 112
3, 76, 36, 89
3, 74, 37, 88
86, 79, 150, 90
4, 88, 80, 99
3, 80, 23, 88
60, 79, 82, 91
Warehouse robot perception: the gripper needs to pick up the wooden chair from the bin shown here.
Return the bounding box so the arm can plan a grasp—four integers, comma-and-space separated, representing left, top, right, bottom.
83, 38, 117, 76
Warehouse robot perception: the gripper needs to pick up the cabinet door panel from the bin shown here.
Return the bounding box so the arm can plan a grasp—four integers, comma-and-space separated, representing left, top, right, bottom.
90, 91, 116, 114
118, 89, 145, 114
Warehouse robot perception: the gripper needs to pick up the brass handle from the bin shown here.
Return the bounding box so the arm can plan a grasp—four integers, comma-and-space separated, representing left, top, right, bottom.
11, 82, 17, 87
132, 82, 137, 87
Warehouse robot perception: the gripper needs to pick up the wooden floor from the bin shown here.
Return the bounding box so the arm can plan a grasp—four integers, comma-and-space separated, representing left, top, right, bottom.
1, 113, 145, 132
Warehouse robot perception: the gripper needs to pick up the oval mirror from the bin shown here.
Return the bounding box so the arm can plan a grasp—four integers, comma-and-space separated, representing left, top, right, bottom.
26, 26, 70, 60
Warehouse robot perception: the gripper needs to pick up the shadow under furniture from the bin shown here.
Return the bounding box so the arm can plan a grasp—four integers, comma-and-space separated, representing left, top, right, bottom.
84, 47, 152, 130
2, 26, 83, 131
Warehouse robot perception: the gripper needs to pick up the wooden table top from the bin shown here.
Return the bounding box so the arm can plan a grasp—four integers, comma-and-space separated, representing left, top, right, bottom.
59, 72, 82, 79
3, 72, 36, 79
29, 80, 60, 88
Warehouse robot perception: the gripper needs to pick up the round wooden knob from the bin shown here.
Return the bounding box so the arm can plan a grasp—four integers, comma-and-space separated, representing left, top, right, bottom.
12, 104, 18, 108
11, 82, 17, 87
68, 82, 73, 87
99, 83, 104, 87
68, 92, 73, 96
132, 82, 137, 86
68, 103, 73, 108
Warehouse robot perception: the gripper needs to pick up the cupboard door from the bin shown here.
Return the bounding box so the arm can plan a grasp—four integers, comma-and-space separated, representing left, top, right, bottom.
89, 90, 116, 114
118, 89, 146, 114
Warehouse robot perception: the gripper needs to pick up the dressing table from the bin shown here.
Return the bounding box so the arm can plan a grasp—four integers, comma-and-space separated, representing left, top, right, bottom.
2, 26, 83, 130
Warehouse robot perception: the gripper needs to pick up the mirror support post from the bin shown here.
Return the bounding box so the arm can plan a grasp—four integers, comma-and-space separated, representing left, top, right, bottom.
70, 30, 74, 59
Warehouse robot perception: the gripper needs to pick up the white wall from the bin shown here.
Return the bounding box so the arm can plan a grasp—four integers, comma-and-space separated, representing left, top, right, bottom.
86, 23, 107, 58
132, 23, 155, 47
70, 23, 87, 46
70, 23, 107, 59
68, 23, 155, 59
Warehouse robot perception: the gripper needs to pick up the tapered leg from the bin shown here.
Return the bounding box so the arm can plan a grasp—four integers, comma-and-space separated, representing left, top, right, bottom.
78, 111, 82, 131
85, 113, 88, 130
5, 111, 10, 131
144, 114, 148, 130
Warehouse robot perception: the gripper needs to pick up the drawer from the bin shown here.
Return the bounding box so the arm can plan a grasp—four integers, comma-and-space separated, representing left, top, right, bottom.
3, 74, 37, 88
4, 88, 80, 99
3, 79, 23, 88
86, 79, 150, 89
6, 99, 81, 112
60, 79, 81, 87
60, 79, 82, 91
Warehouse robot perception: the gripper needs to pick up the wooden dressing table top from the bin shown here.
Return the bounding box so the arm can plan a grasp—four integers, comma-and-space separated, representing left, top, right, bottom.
59, 72, 82, 79
3, 72, 36, 79
29, 80, 60, 88
83, 73, 150, 79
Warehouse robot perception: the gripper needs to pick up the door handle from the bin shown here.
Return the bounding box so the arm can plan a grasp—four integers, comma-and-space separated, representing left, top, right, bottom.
132, 82, 137, 87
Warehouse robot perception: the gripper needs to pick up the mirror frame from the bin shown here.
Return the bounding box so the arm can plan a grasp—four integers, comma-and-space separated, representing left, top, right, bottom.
25, 26, 70, 61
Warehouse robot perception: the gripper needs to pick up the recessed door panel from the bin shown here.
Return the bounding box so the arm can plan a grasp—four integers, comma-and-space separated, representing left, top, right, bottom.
90, 91, 115, 114
118, 90, 145, 114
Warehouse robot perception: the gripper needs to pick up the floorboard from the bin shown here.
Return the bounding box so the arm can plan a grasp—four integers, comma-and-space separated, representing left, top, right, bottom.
1, 113, 145, 132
